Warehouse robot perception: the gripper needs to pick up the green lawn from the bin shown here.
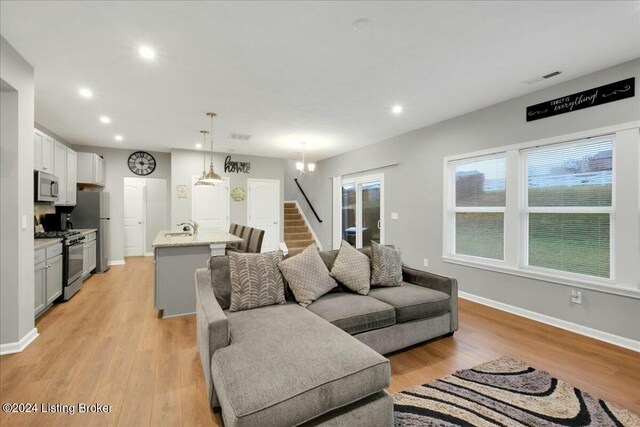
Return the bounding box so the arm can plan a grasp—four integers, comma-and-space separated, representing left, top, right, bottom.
456, 212, 610, 278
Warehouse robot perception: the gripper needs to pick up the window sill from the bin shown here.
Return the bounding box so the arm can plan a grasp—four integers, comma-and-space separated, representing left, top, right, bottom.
441, 255, 640, 299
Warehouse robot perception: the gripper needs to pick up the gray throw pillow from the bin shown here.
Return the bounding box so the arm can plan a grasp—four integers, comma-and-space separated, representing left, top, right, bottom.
229, 251, 286, 312
209, 256, 232, 309
370, 240, 403, 287
330, 240, 371, 295
278, 245, 337, 307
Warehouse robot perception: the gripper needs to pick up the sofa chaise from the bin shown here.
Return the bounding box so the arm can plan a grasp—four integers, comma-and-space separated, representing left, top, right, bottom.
195, 246, 458, 426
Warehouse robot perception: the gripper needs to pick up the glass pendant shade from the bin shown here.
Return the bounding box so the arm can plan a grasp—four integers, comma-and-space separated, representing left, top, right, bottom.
307, 163, 316, 172
296, 161, 304, 171
201, 163, 223, 183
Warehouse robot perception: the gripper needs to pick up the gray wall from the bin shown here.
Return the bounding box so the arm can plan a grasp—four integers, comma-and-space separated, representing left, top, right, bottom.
171, 149, 285, 239
72, 145, 171, 263
0, 36, 35, 346
285, 59, 640, 341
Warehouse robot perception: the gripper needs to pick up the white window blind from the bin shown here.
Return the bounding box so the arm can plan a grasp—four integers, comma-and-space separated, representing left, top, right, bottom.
453, 155, 506, 260
524, 138, 614, 279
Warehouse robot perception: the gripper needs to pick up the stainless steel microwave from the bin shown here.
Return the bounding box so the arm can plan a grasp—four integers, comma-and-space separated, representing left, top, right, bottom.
34, 170, 59, 202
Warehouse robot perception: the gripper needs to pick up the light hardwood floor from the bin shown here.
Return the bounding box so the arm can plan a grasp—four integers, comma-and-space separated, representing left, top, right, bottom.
1, 256, 638, 426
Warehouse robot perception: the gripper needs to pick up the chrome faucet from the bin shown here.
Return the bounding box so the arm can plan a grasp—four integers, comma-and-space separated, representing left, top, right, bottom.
177, 220, 198, 235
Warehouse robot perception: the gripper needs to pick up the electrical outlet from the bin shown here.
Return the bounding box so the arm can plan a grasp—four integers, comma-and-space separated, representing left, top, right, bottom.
391, 212, 399, 220
423, 258, 429, 267
570, 289, 582, 304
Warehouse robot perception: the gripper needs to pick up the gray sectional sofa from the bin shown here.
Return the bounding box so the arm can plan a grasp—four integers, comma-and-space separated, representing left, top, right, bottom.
195, 246, 458, 426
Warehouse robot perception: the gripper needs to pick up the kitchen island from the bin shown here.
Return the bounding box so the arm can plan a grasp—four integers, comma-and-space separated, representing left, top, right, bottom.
152, 230, 242, 318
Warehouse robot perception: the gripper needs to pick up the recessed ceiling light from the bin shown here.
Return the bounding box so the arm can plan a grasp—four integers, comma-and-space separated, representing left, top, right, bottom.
78, 87, 93, 98
138, 45, 156, 60
195, 143, 203, 149
352, 18, 372, 31
100, 116, 111, 124
114, 135, 123, 141
391, 105, 403, 114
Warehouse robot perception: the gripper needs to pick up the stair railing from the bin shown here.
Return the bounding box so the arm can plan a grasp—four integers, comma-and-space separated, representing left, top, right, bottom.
293, 178, 322, 223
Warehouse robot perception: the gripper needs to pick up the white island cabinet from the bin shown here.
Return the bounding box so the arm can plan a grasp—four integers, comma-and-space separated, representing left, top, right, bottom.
152, 230, 242, 318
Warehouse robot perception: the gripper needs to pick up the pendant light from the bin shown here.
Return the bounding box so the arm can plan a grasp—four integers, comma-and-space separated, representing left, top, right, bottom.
194, 130, 213, 186
296, 142, 315, 174
200, 112, 223, 184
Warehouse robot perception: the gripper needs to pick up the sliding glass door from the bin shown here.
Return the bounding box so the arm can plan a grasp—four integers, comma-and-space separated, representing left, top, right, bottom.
340, 174, 384, 248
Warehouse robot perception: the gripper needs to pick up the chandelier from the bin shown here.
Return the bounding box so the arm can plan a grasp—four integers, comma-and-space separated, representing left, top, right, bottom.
195, 112, 223, 186
295, 142, 315, 174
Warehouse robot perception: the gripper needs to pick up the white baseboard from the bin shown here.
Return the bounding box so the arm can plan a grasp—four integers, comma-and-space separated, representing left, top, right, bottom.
108, 259, 126, 266
0, 328, 38, 355
144, 252, 154, 257
459, 291, 640, 352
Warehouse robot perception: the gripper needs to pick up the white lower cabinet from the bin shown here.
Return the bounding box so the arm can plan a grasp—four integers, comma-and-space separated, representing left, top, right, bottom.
34, 261, 46, 316
34, 244, 63, 317
83, 232, 97, 277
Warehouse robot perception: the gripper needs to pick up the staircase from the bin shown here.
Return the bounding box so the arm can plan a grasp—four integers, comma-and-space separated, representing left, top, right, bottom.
284, 202, 316, 257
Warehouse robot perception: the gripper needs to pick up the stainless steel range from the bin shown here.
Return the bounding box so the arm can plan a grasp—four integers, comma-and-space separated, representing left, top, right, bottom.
35, 230, 85, 300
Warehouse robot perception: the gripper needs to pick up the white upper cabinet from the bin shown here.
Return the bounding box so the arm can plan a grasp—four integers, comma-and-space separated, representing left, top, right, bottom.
34, 129, 54, 173
66, 150, 77, 205
77, 152, 105, 186
38, 131, 78, 206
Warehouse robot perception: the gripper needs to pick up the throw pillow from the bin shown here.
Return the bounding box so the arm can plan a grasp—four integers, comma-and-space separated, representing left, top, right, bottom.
209, 256, 232, 309
228, 251, 286, 312
330, 240, 371, 295
370, 240, 403, 287
278, 244, 337, 307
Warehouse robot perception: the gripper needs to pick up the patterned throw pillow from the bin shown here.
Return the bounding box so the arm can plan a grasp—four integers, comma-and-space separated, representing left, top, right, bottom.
228, 251, 286, 312
278, 245, 337, 307
330, 240, 371, 295
370, 240, 403, 287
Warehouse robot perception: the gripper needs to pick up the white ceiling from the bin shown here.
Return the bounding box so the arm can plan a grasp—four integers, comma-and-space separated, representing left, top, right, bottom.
1, 1, 639, 161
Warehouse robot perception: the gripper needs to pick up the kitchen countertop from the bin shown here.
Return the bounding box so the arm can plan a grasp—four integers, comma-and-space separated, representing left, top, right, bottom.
152, 230, 243, 248
72, 229, 98, 235
34, 238, 63, 250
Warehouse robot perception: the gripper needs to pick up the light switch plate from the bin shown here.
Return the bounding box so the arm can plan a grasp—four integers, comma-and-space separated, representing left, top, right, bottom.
391, 212, 399, 220
21, 214, 27, 230
423, 258, 429, 267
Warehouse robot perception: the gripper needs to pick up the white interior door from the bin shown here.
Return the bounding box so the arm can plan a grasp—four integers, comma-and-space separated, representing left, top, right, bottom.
248, 179, 280, 252
192, 177, 230, 232
123, 178, 145, 256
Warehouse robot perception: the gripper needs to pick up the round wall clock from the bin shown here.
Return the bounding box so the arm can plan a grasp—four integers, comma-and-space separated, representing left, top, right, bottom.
231, 186, 247, 202
128, 151, 156, 176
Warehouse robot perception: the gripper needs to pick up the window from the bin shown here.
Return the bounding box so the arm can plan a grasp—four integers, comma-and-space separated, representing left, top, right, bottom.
523, 138, 613, 279
442, 126, 638, 292
452, 155, 506, 260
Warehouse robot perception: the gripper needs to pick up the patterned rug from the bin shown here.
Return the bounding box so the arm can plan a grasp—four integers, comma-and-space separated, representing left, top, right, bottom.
393, 357, 640, 426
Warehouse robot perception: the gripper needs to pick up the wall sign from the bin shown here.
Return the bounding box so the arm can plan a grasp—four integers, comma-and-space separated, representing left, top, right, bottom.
176, 185, 187, 198
224, 155, 251, 174
526, 77, 634, 122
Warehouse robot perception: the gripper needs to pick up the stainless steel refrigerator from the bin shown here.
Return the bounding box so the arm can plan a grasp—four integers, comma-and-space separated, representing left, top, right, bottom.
71, 191, 110, 273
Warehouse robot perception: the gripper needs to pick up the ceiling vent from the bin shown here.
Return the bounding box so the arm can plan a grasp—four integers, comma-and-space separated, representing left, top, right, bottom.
524, 70, 562, 85
229, 133, 252, 141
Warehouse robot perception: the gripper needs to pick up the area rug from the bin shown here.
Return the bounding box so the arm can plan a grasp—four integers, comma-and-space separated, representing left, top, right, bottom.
393, 356, 640, 426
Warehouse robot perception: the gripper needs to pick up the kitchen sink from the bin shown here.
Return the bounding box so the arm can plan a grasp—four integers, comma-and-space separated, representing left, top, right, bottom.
164, 232, 193, 237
